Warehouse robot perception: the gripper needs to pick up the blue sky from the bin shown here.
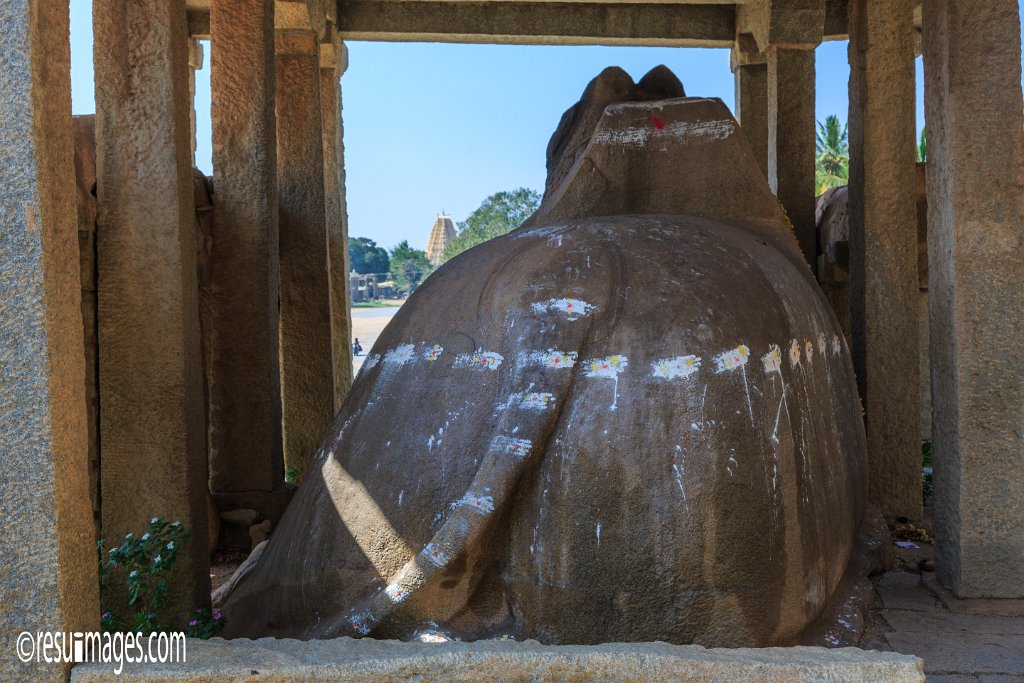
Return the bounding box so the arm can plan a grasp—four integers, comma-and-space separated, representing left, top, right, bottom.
68, 3, 1018, 252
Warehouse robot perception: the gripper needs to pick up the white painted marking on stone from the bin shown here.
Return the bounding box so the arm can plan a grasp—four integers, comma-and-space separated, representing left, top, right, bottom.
454, 350, 504, 370
713, 345, 750, 373
584, 355, 628, 379
651, 355, 701, 379
385, 582, 409, 603
672, 462, 689, 514
510, 392, 554, 411
491, 435, 532, 458
383, 344, 416, 367
714, 345, 755, 426
789, 339, 802, 368
530, 298, 595, 320
596, 522, 602, 545
832, 334, 842, 356
422, 543, 449, 567
525, 349, 577, 369
762, 344, 783, 374
349, 612, 372, 635
584, 355, 628, 411
455, 493, 495, 514
592, 118, 735, 148
422, 344, 443, 362
363, 353, 380, 370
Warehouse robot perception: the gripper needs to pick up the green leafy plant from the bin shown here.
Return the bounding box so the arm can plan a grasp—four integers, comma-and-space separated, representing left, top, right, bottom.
389, 240, 434, 294
98, 517, 203, 635
285, 466, 299, 485
442, 188, 541, 261
186, 608, 225, 639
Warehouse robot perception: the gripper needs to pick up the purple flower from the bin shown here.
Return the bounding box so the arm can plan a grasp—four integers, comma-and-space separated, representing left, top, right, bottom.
189, 620, 198, 627
102, 612, 110, 619
214, 612, 222, 620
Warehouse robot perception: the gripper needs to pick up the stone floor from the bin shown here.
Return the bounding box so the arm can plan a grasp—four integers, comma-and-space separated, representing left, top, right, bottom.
863, 540, 1024, 681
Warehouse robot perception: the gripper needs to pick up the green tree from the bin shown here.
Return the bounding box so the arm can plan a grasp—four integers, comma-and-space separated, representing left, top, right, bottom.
815, 115, 849, 194
349, 237, 390, 274
443, 188, 541, 261
916, 128, 927, 163
390, 240, 433, 294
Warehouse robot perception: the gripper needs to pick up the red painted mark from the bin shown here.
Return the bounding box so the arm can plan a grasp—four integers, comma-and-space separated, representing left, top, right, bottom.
651, 115, 666, 130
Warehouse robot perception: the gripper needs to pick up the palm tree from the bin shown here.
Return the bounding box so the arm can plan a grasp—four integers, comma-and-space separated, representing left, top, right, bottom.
916, 128, 927, 163
815, 115, 849, 194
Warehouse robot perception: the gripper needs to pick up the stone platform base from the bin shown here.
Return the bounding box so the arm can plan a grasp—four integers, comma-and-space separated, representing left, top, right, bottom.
72, 637, 923, 682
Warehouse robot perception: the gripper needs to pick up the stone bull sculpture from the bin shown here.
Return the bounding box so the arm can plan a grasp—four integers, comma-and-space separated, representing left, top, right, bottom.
221, 67, 868, 647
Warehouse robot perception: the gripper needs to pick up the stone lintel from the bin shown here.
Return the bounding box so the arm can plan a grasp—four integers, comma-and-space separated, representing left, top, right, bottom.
824, 0, 849, 39
276, 28, 319, 55
188, 9, 211, 39
338, 2, 735, 47
276, 1, 314, 32
731, 32, 767, 70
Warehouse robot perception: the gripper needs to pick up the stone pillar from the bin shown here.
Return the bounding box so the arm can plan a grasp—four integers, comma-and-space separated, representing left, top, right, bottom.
923, 0, 1024, 598
846, 0, 921, 521
276, 29, 333, 480
767, 47, 817, 266
0, 2, 99, 679
94, 0, 209, 613
734, 62, 769, 178
208, 0, 283, 495
321, 38, 354, 411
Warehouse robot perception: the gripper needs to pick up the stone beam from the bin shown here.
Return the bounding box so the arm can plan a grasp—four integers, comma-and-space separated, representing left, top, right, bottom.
188, 9, 211, 39
923, 0, 1024, 598
276, 30, 334, 481
847, 0, 921, 521
321, 34, 355, 411
823, 0, 849, 39
767, 46, 817, 266
337, 2, 735, 46
209, 0, 284, 495
0, 2, 99, 679
738, 0, 826, 51
94, 0, 210, 613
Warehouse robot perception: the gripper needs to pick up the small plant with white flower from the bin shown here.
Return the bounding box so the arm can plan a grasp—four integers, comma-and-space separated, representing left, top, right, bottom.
97, 517, 193, 635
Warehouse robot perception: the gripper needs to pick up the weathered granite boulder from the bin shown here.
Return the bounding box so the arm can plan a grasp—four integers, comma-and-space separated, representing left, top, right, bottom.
221, 68, 867, 647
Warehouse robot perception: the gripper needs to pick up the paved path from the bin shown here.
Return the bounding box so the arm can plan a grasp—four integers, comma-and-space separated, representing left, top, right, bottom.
350, 306, 401, 374
865, 554, 1024, 681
